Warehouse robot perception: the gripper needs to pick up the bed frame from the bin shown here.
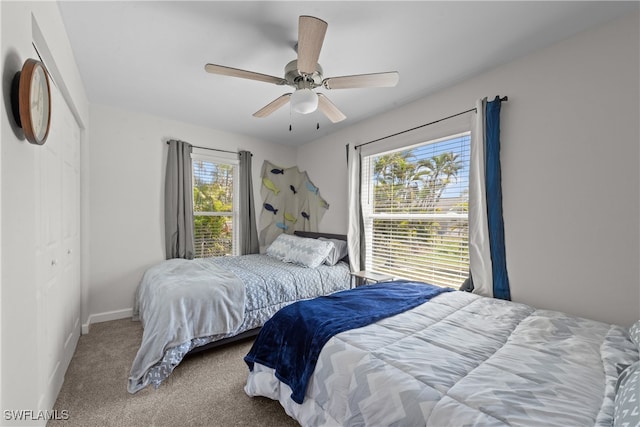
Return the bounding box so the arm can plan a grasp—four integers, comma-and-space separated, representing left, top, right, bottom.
185, 231, 348, 356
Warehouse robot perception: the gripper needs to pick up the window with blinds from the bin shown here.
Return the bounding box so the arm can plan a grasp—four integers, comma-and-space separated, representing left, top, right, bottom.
361, 132, 470, 288
192, 154, 239, 258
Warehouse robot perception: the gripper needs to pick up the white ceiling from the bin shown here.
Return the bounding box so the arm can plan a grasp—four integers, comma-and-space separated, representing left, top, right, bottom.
57, 1, 636, 146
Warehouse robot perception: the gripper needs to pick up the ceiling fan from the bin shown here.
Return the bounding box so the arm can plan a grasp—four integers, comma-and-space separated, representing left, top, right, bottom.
204, 15, 399, 123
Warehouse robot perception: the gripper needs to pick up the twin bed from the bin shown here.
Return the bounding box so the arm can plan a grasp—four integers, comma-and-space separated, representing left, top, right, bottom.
244, 282, 640, 426
128, 231, 351, 393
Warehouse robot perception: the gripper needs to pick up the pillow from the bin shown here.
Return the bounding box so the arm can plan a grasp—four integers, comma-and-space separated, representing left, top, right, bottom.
629, 320, 640, 349
283, 236, 334, 268
614, 361, 640, 427
319, 237, 349, 266
265, 233, 293, 260
266, 234, 335, 268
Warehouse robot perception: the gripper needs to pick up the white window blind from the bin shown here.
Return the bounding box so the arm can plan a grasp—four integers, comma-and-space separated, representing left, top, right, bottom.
192, 153, 239, 258
362, 132, 470, 288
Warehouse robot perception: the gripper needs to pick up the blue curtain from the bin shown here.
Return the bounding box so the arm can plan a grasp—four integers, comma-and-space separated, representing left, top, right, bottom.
485, 96, 511, 300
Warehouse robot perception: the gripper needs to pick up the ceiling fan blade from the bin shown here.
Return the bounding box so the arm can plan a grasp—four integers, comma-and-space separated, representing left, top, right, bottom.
297, 16, 327, 75
322, 72, 400, 90
317, 94, 346, 123
205, 63, 287, 86
253, 93, 292, 118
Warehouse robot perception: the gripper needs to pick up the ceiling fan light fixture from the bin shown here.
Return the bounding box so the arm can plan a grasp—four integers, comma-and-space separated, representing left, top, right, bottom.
290, 88, 318, 114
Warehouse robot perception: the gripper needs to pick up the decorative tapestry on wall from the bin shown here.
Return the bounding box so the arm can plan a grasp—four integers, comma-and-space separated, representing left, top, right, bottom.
260, 160, 329, 247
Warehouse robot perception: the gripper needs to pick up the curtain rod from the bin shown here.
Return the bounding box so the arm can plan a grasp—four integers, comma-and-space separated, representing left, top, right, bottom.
165, 140, 238, 155
354, 95, 508, 150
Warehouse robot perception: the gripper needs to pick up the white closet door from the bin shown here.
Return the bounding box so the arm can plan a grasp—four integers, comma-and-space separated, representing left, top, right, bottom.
35, 77, 81, 411
59, 85, 81, 375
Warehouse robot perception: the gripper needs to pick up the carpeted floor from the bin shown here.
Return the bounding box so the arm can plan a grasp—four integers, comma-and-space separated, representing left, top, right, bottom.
48, 318, 298, 427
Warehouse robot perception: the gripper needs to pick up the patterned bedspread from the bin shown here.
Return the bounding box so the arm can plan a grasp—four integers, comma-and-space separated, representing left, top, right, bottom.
245, 290, 639, 426
129, 254, 350, 393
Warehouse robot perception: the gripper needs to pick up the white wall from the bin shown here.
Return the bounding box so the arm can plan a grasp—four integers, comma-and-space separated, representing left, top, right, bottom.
85, 105, 296, 327
297, 12, 640, 326
1, 1, 89, 423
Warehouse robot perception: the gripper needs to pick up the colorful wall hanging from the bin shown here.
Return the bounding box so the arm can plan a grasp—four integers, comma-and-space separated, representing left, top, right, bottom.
259, 160, 329, 247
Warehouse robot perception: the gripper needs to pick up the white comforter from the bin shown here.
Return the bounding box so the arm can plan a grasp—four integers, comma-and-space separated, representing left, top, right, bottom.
130, 258, 245, 393
245, 290, 639, 426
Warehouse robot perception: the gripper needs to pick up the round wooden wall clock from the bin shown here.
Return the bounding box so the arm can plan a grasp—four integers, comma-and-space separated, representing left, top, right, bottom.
11, 58, 52, 145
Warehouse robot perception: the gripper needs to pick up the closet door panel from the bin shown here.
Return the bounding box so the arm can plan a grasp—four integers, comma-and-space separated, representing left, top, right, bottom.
35, 78, 82, 410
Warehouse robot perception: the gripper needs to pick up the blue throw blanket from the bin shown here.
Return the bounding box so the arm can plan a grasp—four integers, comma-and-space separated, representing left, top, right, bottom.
244, 280, 454, 404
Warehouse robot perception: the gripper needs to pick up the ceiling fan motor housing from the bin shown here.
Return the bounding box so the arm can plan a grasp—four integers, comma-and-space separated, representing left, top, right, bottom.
285, 60, 323, 89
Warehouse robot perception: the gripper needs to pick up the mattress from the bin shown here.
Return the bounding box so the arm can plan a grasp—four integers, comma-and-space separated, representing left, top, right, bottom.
129, 253, 350, 393
245, 289, 639, 426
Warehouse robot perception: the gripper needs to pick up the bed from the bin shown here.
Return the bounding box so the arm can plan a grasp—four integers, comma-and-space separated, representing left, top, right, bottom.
244, 281, 640, 426
128, 231, 350, 394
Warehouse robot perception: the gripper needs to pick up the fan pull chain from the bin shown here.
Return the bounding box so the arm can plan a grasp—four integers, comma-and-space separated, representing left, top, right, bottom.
289, 123, 320, 132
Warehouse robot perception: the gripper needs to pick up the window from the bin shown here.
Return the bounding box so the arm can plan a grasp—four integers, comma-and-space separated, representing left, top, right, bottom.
361, 132, 470, 288
192, 152, 239, 258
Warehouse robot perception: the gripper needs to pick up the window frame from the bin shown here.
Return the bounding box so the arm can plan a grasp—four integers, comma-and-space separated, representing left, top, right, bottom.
191, 149, 240, 257
360, 130, 471, 288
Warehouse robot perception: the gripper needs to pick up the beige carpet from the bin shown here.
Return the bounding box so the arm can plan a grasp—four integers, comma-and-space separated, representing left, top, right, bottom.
48, 318, 298, 427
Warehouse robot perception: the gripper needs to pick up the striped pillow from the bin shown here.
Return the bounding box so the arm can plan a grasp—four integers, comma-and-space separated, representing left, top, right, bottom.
614, 361, 640, 426
266, 234, 335, 268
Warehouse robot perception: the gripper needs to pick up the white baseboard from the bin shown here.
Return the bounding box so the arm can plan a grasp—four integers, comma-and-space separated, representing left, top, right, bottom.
82, 308, 133, 334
